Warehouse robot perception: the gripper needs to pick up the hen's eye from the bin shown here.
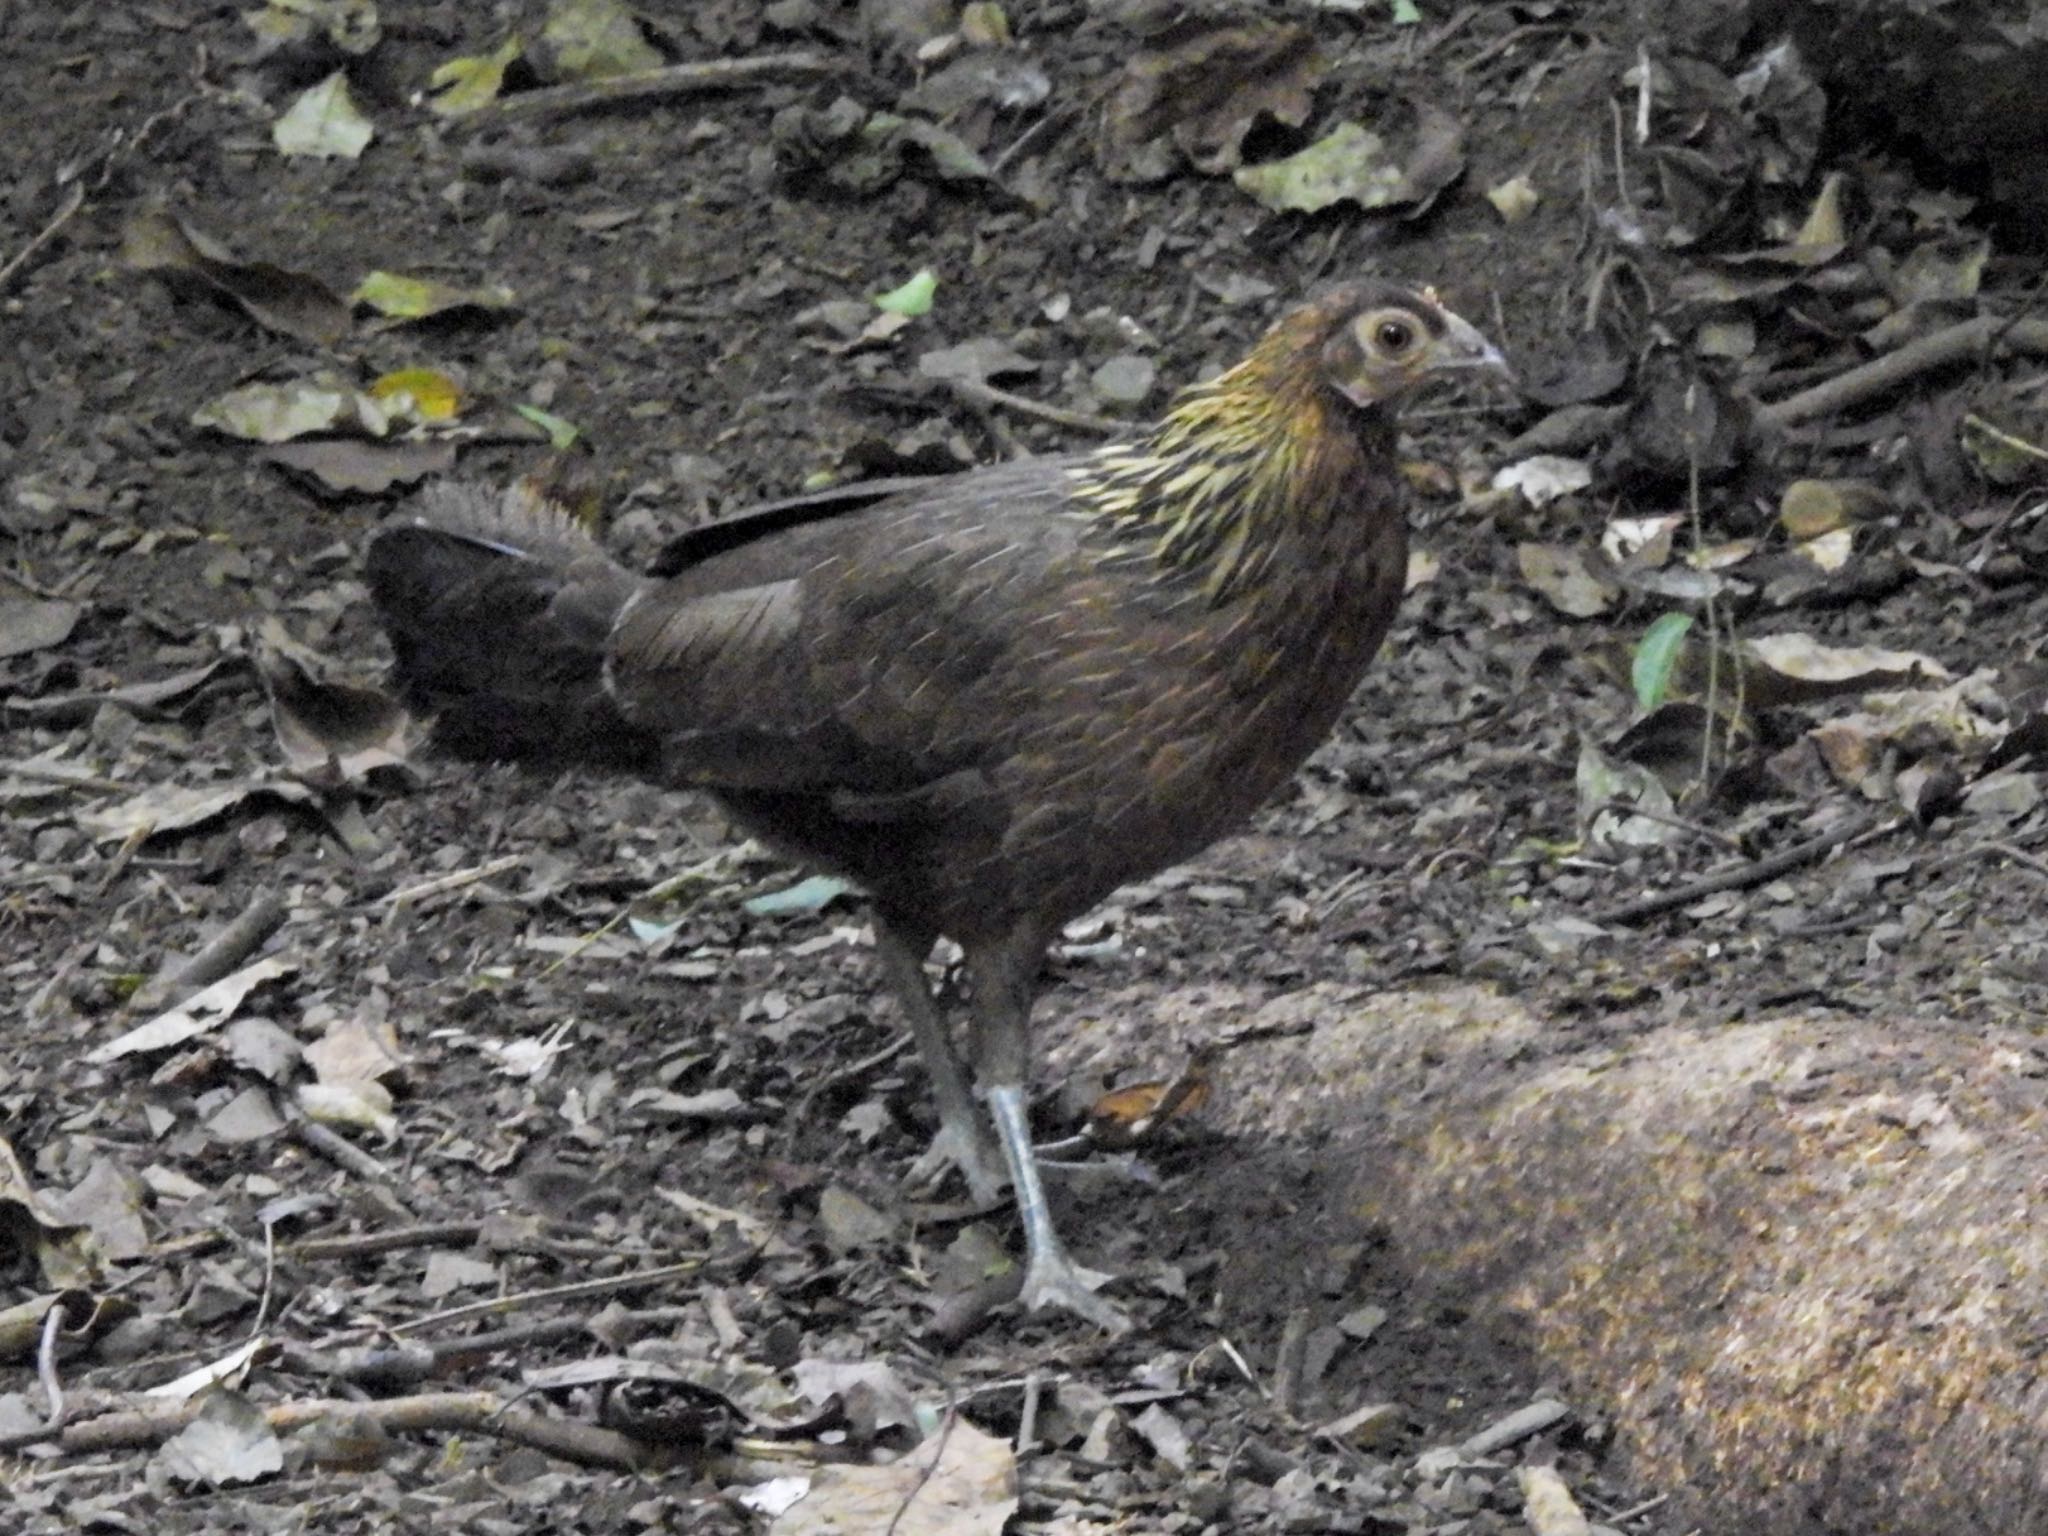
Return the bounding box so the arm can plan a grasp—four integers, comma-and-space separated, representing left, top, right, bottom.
1375, 318, 1415, 352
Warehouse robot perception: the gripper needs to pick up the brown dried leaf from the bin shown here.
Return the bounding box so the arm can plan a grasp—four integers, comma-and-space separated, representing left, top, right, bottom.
766, 1417, 1017, 1535
121, 209, 350, 347
1099, 22, 1325, 182
260, 647, 413, 788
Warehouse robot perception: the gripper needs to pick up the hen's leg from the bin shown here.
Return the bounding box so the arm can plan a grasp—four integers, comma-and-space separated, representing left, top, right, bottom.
873, 917, 1006, 1206
968, 936, 1128, 1330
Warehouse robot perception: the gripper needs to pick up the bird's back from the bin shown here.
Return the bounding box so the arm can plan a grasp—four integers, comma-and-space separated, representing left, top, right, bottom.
623, 439, 1407, 944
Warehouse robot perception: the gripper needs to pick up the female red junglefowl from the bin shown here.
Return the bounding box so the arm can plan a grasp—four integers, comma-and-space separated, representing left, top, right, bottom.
368, 282, 1507, 1328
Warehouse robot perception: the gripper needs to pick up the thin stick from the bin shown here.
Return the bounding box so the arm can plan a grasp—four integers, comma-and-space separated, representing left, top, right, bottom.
132, 891, 287, 1014
467, 52, 840, 126
1590, 810, 1886, 926
944, 377, 1125, 435
290, 1120, 420, 1214
288, 1220, 483, 1261
386, 1260, 708, 1335
0, 183, 83, 294
6, 1391, 654, 1469
382, 854, 525, 908
37, 1305, 66, 1432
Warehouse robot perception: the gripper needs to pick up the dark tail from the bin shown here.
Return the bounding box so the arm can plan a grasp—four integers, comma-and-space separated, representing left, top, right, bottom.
366, 477, 660, 771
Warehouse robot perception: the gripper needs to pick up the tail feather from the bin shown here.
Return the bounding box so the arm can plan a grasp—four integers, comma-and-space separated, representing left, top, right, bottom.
366, 477, 659, 770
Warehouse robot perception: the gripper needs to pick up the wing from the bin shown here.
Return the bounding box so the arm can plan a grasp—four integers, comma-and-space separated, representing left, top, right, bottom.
603, 457, 1091, 796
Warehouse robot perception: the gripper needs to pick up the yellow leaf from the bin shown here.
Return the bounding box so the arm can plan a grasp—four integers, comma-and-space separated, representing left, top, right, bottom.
369, 368, 462, 421
429, 35, 523, 117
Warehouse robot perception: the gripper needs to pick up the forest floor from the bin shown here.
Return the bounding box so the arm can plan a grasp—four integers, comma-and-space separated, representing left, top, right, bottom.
5, 2, 2045, 1532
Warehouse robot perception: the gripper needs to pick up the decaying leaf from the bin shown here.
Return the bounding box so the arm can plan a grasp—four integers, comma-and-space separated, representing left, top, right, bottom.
1743, 634, 1951, 707
75, 778, 318, 843
1577, 737, 1680, 852
86, 957, 299, 1064
260, 645, 413, 788
1234, 104, 1464, 216
244, 0, 380, 57
1099, 21, 1326, 182
121, 210, 350, 347
1085, 1060, 1212, 1147
273, 71, 375, 160
192, 375, 389, 445
1495, 455, 1593, 508
0, 1137, 103, 1290
263, 437, 457, 495
541, 0, 662, 81
766, 1416, 1017, 1536
0, 596, 82, 659
154, 1389, 284, 1488
1487, 173, 1540, 222
297, 1079, 399, 1140
304, 1013, 408, 1087
1518, 543, 1619, 619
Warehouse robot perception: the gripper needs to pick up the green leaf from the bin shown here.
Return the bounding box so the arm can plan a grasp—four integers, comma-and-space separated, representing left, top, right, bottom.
1391, 0, 1422, 22
874, 269, 937, 317
512, 403, 580, 449
1633, 612, 1694, 711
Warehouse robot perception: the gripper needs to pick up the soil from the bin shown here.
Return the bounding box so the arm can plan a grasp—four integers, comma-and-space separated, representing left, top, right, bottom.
5, 3, 2044, 1533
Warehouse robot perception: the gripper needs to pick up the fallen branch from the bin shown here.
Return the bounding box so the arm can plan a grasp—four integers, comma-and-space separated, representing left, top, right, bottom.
132, 891, 287, 1015
464, 52, 841, 127
9, 1391, 655, 1469
1588, 809, 1885, 926
1762, 315, 2048, 427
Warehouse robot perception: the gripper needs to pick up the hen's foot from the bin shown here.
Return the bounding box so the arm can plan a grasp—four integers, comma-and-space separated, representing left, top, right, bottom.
1018, 1249, 1129, 1332
907, 1121, 1008, 1208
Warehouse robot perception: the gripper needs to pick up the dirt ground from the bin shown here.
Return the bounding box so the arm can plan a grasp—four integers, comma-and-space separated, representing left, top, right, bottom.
6, 2, 2046, 1532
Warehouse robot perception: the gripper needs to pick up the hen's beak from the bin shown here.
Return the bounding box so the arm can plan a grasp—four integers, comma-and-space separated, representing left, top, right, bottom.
1432, 310, 1515, 385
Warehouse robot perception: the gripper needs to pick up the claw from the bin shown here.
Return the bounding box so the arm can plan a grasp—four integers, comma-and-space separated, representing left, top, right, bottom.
908, 1121, 1008, 1207
1018, 1250, 1129, 1331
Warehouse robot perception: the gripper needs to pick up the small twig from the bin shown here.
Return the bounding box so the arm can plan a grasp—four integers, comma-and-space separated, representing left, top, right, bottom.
290, 1120, 420, 1213
1451, 22, 1566, 77
132, 890, 287, 1014
250, 1221, 278, 1340
1762, 316, 2048, 427
467, 52, 841, 126
6, 1391, 657, 1469
988, 106, 1073, 177
0, 182, 84, 294
288, 1220, 483, 1262
381, 854, 525, 909
944, 377, 1125, 435
1016, 1371, 1042, 1453
784, 1033, 912, 1153
1270, 1310, 1310, 1417
1607, 1490, 1673, 1524
1590, 810, 1888, 927
386, 1260, 709, 1336
37, 1305, 67, 1432
1982, 841, 2048, 882
91, 826, 149, 899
